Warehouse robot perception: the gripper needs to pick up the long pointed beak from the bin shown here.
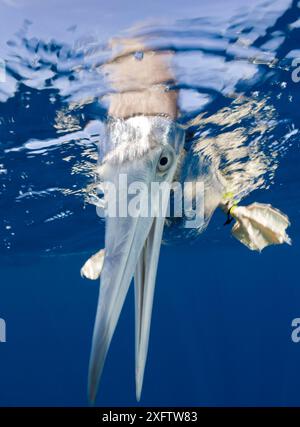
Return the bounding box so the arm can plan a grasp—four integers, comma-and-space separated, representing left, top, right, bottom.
134, 214, 166, 401
88, 163, 171, 403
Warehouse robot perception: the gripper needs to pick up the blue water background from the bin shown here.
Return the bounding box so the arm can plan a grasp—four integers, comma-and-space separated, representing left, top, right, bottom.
0, 0, 300, 406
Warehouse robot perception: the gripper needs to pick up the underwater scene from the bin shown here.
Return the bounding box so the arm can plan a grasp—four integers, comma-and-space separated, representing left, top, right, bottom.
1, 0, 300, 407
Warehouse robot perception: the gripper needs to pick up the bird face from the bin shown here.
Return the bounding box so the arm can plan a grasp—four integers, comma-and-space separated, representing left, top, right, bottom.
88, 115, 185, 402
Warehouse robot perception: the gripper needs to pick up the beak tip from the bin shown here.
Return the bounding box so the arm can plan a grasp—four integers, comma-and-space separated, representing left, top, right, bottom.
88, 386, 97, 406
135, 389, 142, 402
135, 369, 143, 402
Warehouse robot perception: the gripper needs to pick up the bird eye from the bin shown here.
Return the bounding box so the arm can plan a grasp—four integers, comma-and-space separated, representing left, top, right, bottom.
157, 152, 173, 173
160, 156, 168, 166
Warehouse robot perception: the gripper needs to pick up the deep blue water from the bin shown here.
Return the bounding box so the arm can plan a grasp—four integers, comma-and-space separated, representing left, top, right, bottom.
1, 0, 300, 406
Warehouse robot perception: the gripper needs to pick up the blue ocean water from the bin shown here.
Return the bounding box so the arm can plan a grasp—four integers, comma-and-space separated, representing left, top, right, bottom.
1, 0, 300, 406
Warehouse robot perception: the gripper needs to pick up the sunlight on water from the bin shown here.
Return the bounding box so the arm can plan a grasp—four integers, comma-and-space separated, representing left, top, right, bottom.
0, 0, 300, 254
